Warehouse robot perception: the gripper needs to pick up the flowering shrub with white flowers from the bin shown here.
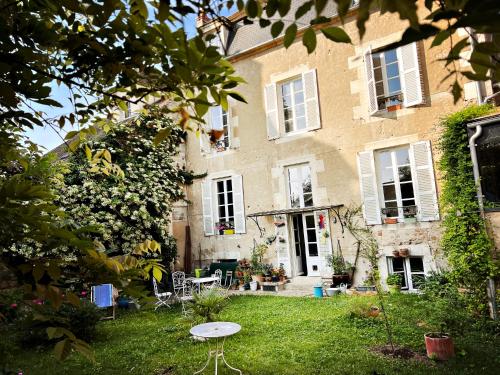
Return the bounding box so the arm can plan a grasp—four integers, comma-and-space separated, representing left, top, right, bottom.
59, 110, 190, 265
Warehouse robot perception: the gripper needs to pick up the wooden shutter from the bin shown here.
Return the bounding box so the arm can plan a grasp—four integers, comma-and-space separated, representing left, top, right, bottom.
398, 42, 423, 107
264, 83, 279, 140
302, 69, 321, 130
274, 214, 291, 276
232, 174, 246, 234
364, 47, 379, 115
409, 141, 439, 221
201, 180, 214, 236
357, 150, 382, 225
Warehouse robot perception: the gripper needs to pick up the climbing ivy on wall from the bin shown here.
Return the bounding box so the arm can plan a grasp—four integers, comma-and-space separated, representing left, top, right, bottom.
439, 104, 498, 314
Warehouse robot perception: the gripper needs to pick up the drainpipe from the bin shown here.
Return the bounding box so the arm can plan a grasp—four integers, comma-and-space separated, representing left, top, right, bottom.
467, 116, 499, 320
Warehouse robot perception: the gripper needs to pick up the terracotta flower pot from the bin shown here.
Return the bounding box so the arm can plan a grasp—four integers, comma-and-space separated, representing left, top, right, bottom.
399, 248, 409, 257
385, 217, 398, 224
425, 333, 455, 361
392, 250, 400, 257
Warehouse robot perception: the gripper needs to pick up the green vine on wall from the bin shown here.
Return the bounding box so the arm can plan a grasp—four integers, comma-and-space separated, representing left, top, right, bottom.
439, 104, 498, 315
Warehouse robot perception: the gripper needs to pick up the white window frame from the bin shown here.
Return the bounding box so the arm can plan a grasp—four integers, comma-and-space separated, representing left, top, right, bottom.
387, 256, 425, 291
214, 177, 234, 233
286, 164, 314, 209
279, 77, 307, 135
376, 146, 416, 221
372, 48, 403, 110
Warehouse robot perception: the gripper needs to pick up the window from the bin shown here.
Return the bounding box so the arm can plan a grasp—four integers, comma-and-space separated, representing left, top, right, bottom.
471, 122, 500, 207
357, 141, 439, 225
376, 147, 415, 219
209, 106, 230, 152
387, 256, 425, 290
215, 178, 234, 234
372, 48, 402, 110
281, 78, 306, 133
365, 42, 423, 114
287, 164, 313, 208
201, 175, 245, 236
264, 69, 320, 140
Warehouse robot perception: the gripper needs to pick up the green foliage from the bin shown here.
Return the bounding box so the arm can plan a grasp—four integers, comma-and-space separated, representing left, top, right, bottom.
439, 104, 498, 315
325, 253, 352, 274
59, 108, 188, 264
188, 288, 229, 323
386, 273, 402, 286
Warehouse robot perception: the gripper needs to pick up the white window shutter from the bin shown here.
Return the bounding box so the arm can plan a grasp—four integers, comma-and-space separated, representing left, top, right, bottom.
232, 174, 246, 233
398, 42, 424, 107
302, 69, 321, 130
357, 150, 382, 225
264, 83, 279, 140
364, 47, 379, 115
209, 106, 223, 130
201, 180, 214, 236
409, 141, 439, 221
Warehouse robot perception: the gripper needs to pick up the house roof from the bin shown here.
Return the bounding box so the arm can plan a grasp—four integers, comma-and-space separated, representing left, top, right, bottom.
225, 0, 340, 57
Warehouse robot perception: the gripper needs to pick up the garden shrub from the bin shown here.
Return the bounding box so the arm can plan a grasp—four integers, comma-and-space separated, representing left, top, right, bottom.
187, 288, 229, 323
439, 104, 498, 315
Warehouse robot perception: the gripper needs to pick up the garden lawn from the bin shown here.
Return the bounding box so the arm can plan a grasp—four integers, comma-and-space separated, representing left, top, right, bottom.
4, 294, 500, 375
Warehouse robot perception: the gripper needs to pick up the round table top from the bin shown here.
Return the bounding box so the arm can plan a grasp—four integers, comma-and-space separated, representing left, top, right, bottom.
190, 322, 241, 338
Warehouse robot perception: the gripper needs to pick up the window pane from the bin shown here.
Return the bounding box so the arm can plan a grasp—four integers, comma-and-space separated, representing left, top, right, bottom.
308, 244, 318, 256
402, 199, 415, 207
304, 193, 313, 207
285, 120, 293, 133
375, 82, 385, 97
294, 91, 304, 104
288, 167, 299, 181
228, 204, 234, 217
227, 192, 233, 204
391, 257, 405, 272
383, 184, 396, 201
386, 63, 399, 79
218, 206, 225, 219
305, 215, 315, 229
387, 77, 401, 94
295, 116, 306, 130
282, 83, 291, 96
476, 132, 500, 204
374, 67, 383, 82
396, 149, 410, 165
217, 180, 224, 193
293, 79, 303, 92
372, 54, 382, 68
218, 193, 225, 205
409, 257, 424, 272
411, 274, 425, 289
384, 49, 398, 64
284, 108, 293, 120
399, 166, 412, 182
307, 229, 317, 242
295, 103, 305, 118
400, 182, 414, 199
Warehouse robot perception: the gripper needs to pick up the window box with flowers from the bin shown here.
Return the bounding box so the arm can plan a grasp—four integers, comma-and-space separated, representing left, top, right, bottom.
215, 221, 235, 235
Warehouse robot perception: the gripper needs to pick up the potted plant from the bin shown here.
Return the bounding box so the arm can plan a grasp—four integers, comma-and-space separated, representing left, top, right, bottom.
243, 272, 251, 290
381, 207, 398, 224
271, 268, 280, 282
215, 221, 235, 235
399, 248, 410, 257
278, 263, 286, 282
386, 273, 402, 294
392, 249, 400, 257
325, 253, 352, 287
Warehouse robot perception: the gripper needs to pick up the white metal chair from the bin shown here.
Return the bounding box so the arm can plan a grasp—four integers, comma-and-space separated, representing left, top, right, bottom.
224, 270, 233, 289
207, 269, 222, 290
172, 271, 185, 299
180, 278, 195, 315
152, 277, 172, 310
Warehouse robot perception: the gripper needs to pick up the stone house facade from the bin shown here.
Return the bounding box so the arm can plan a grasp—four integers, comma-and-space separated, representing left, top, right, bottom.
174, 0, 497, 291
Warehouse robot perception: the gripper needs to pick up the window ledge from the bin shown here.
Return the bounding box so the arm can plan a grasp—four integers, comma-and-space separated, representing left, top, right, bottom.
275, 130, 315, 144
202, 148, 237, 159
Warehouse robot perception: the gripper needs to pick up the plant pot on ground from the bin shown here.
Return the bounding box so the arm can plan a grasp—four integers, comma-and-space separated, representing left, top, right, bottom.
384, 217, 398, 224
424, 333, 454, 361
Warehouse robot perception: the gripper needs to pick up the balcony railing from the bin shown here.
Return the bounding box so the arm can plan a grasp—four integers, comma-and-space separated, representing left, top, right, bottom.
381, 205, 417, 218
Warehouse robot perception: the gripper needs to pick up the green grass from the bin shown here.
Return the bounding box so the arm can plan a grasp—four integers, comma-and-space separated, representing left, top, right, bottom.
4, 294, 500, 374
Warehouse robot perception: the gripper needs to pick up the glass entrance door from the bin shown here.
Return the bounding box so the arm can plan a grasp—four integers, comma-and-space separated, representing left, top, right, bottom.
302, 213, 320, 276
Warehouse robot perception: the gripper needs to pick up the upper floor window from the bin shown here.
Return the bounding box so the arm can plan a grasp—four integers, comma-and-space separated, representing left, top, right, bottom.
287, 164, 313, 208
216, 178, 234, 232
365, 42, 424, 115
376, 147, 415, 219
209, 106, 230, 152
264, 69, 321, 140
281, 78, 306, 133
357, 141, 439, 225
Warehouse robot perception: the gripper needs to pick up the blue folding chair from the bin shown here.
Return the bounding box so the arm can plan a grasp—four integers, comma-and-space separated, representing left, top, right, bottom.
91, 284, 117, 320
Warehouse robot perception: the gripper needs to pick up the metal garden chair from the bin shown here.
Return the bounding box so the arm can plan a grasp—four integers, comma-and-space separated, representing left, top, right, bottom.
152, 277, 172, 310
172, 271, 185, 299
180, 278, 195, 315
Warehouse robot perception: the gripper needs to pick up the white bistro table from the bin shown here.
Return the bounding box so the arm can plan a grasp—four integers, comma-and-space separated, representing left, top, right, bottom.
190, 276, 220, 292
190, 322, 242, 375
